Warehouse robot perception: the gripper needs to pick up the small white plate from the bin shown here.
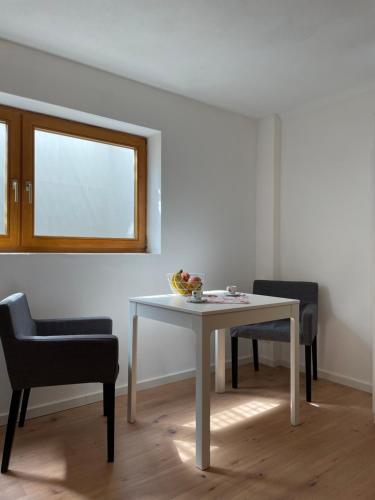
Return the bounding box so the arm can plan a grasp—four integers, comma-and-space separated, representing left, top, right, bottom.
187, 298, 208, 304
225, 292, 242, 297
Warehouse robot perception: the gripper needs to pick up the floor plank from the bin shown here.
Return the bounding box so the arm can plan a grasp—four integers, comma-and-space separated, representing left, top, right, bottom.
0, 364, 374, 499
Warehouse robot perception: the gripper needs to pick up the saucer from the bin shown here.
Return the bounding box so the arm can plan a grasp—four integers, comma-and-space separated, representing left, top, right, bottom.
187, 298, 208, 304
225, 292, 242, 297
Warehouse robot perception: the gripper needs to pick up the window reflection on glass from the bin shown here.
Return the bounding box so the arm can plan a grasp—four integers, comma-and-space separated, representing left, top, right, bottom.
34, 129, 136, 238
0, 122, 7, 235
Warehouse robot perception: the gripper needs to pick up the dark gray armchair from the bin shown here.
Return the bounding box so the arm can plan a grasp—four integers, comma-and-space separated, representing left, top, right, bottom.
231, 280, 318, 402
0, 293, 119, 473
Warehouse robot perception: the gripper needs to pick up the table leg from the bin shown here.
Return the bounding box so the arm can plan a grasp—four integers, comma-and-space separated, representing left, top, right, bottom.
127, 302, 138, 423
290, 303, 300, 426
194, 319, 211, 470
215, 329, 226, 393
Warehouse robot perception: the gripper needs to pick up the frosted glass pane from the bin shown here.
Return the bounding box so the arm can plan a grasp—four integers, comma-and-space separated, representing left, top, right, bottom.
34, 130, 136, 238
0, 123, 7, 235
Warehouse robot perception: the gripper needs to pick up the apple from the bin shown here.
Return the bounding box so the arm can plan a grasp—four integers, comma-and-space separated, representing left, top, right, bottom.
189, 276, 202, 290
189, 276, 201, 283
181, 271, 190, 282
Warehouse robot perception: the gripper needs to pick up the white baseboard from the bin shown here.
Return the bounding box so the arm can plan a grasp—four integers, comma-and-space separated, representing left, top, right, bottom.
0, 355, 371, 426
314, 368, 371, 393
272, 358, 372, 394
259, 355, 279, 368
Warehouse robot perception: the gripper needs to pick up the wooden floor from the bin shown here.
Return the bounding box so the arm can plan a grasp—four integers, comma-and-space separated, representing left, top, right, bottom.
0, 364, 374, 500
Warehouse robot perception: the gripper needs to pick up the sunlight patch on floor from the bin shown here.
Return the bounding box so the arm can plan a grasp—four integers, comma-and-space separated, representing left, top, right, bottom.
183, 400, 280, 431
173, 439, 218, 463
12, 461, 68, 484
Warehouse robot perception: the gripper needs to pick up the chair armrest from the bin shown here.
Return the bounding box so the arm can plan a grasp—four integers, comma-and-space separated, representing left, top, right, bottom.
9, 335, 119, 388
35, 317, 113, 336
301, 304, 318, 342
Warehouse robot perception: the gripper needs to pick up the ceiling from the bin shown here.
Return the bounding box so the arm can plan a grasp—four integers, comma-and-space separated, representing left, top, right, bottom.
1, 0, 375, 117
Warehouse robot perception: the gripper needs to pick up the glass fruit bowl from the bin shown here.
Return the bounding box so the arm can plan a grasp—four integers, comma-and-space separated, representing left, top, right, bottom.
167, 271, 205, 296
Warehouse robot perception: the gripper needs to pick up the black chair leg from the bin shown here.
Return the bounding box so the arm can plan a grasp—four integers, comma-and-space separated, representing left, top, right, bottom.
18, 389, 30, 428
103, 384, 108, 417
231, 336, 238, 389
105, 383, 115, 463
305, 346, 312, 402
252, 339, 259, 371
1, 390, 22, 473
312, 337, 318, 380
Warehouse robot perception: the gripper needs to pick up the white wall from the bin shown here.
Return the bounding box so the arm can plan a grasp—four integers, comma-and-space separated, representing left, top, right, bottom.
273, 86, 375, 392
255, 115, 281, 280
0, 40, 257, 418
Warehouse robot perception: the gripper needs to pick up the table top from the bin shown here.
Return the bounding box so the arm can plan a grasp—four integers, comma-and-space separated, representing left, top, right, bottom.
129, 290, 299, 316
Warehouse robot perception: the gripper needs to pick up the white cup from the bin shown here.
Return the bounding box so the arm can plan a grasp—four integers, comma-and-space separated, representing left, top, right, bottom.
192, 290, 203, 301
226, 285, 237, 295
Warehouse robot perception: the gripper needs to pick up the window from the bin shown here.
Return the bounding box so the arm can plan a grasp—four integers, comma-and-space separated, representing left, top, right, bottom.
0, 105, 147, 252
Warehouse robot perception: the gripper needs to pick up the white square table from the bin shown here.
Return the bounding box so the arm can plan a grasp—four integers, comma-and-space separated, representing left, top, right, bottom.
127, 291, 300, 470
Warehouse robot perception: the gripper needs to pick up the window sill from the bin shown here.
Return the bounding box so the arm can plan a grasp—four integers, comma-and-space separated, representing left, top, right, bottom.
0, 251, 159, 256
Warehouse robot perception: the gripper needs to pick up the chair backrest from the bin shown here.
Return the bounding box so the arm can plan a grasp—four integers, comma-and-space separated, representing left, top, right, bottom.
253, 280, 318, 308
0, 293, 36, 339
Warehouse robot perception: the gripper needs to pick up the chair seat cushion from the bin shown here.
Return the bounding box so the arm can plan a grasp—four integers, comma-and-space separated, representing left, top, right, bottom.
231, 320, 295, 343
230, 282, 318, 346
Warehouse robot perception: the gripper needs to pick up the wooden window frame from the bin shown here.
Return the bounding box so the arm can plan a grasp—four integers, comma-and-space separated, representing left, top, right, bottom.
0, 106, 21, 250
0, 104, 147, 253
